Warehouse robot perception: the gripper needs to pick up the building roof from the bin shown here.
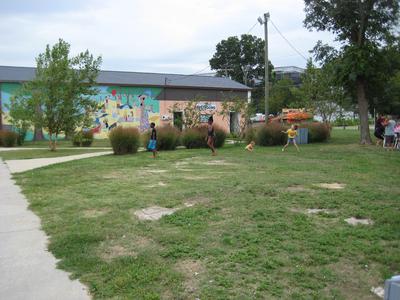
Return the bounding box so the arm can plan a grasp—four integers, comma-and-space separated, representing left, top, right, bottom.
274, 66, 305, 73
0, 66, 251, 91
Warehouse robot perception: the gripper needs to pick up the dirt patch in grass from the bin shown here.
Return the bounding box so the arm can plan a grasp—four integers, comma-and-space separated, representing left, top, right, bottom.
101, 245, 136, 262
286, 185, 312, 192
183, 196, 210, 207
183, 175, 209, 180
142, 169, 168, 173
307, 208, 336, 214
146, 181, 167, 188
324, 260, 381, 299
102, 172, 124, 179
345, 217, 374, 226
133, 206, 177, 221
175, 161, 189, 167
176, 168, 195, 172
201, 160, 236, 166
316, 183, 346, 190
175, 259, 205, 296
83, 208, 110, 218
289, 207, 336, 215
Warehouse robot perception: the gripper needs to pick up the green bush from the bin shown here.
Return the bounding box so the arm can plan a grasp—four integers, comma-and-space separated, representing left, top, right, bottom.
182, 126, 227, 149
245, 127, 257, 144
214, 126, 227, 148
72, 130, 94, 147
0, 130, 18, 147
256, 123, 287, 146
182, 127, 207, 149
303, 122, 330, 143
109, 126, 140, 155
142, 125, 180, 151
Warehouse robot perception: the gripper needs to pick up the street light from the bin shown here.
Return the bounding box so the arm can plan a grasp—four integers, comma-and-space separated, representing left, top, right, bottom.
258, 13, 270, 122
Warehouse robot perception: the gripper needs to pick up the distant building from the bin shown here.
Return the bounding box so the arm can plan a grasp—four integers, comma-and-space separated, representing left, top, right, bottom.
0, 66, 251, 139
274, 66, 305, 86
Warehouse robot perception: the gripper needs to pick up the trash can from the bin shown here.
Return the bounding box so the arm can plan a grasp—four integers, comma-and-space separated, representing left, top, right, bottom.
385, 275, 400, 300
295, 128, 308, 144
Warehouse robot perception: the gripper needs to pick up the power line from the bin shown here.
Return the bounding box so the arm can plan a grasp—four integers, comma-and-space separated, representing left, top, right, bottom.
247, 21, 259, 34
167, 19, 266, 83
269, 18, 308, 62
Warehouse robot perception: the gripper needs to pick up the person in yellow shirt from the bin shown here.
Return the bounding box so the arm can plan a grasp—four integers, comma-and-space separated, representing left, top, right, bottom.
282, 125, 300, 152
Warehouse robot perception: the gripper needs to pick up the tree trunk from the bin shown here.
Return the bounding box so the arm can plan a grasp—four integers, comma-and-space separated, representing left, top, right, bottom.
356, 77, 372, 144
33, 126, 44, 141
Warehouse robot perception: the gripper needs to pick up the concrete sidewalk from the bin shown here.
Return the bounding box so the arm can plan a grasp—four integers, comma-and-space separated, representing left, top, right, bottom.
0, 147, 111, 151
6, 151, 112, 173
0, 161, 90, 300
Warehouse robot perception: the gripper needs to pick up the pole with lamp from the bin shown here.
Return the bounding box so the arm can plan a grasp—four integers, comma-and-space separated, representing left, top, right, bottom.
258, 13, 270, 123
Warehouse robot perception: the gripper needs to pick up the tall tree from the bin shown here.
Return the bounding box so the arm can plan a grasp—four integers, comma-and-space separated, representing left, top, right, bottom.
11, 39, 102, 150
304, 0, 400, 144
209, 34, 273, 112
269, 77, 300, 114
295, 60, 351, 123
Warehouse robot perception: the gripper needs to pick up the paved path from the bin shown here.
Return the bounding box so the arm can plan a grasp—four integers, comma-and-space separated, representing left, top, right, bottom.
0, 161, 90, 300
0, 147, 111, 151
6, 151, 113, 173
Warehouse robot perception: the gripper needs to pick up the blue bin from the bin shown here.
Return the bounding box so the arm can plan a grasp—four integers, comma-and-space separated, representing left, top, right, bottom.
295, 128, 308, 144
385, 275, 400, 300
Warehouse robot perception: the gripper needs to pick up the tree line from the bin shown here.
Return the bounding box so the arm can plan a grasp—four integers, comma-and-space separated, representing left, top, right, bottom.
209, 0, 400, 144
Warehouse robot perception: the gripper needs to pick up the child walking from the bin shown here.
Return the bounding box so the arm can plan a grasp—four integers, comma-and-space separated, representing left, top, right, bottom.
282, 125, 300, 152
148, 122, 157, 158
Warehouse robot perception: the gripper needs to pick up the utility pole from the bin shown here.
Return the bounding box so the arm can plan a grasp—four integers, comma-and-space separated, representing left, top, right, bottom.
258, 12, 270, 123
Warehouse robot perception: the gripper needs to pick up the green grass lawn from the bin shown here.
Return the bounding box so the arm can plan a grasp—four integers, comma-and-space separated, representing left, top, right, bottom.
21, 138, 111, 148
0, 148, 110, 160
13, 129, 400, 299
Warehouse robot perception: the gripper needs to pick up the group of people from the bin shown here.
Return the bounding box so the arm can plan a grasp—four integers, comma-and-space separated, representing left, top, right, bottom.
147, 116, 218, 158
374, 115, 400, 150
245, 124, 300, 153
147, 116, 301, 158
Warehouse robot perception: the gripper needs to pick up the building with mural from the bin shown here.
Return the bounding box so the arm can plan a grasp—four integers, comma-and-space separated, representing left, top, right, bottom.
0, 66, 251, 140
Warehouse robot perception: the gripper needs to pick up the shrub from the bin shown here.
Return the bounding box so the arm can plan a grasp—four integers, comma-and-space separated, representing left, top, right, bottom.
109, 126, 140, 155
182, 127, 207, 149
181, 126, 227, 149
245, 127, 257, 144
15, 128, 27, 146
0, 130, 18, 147
72, 130, 94, 147
142, 125, 180, 151
256, 123, 287, 146
303, 122, 330, 143
214, 126, 227, 148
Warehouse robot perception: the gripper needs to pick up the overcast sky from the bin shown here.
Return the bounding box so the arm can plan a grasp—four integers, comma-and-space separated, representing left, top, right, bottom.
0, 0, 337, 74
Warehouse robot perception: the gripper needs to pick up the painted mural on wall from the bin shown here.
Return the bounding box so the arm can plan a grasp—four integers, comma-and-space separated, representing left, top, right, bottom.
92, 86, 161, 138
0, 83, 161, 140
0, 83, 36, 137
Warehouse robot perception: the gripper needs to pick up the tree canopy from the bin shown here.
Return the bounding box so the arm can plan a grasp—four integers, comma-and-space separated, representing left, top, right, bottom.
304, 0, 400, 144
10, 39, 102, 150
209, 34, 273, 113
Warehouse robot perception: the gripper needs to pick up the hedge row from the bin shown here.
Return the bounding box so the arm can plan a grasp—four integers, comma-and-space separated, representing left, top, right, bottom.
72, 130, 94, 147
245, 122, 330, 146
108, 125, 227, 155
0, 130, 18, 147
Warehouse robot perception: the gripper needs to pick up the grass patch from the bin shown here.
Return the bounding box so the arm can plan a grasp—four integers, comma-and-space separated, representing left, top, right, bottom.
13, 129, 400, 299
20, 139, 111, 148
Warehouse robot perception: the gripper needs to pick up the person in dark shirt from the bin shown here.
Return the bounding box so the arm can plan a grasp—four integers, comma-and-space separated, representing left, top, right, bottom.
374, 115, 385, 146
148, 122, 157, 158
207, 116, 217, 156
